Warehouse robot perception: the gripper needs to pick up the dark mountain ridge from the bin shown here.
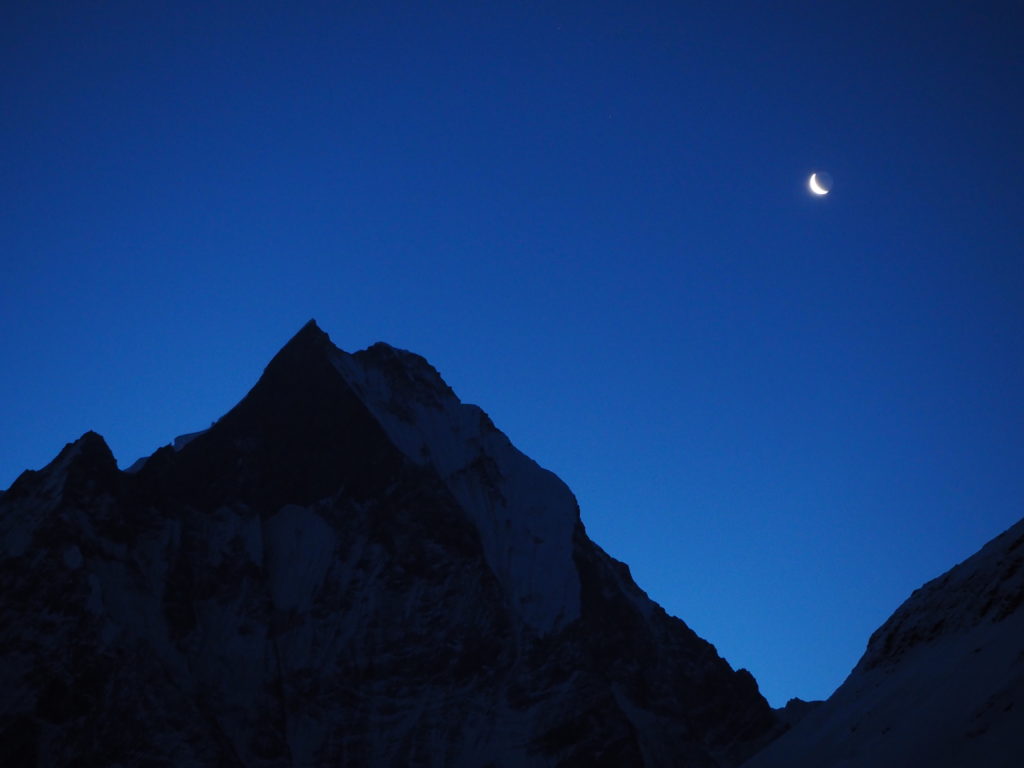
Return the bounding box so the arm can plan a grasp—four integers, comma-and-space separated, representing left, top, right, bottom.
0, 321, 778, 767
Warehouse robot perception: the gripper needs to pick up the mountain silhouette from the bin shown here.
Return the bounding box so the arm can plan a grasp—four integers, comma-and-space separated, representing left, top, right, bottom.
0, 321, 778, 767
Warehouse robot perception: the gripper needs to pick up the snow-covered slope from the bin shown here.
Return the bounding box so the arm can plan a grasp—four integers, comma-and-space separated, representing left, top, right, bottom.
743, 516, 1024, 768
332, 341, 580, 632
0, 320, 777, 767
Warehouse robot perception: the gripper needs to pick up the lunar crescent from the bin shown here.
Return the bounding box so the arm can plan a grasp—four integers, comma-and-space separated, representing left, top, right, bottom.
808, 173, 829, 196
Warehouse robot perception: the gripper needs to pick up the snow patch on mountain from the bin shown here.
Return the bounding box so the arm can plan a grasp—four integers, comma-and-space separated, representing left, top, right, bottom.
265, 504, 336, 613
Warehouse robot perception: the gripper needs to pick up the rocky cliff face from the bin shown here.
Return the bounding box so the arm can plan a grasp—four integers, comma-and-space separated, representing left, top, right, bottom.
0, 321, 777, 767
742, 515, 1024, 768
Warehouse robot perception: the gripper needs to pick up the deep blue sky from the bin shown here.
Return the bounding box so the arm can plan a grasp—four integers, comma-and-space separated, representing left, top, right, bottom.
2, 1, 1022, 707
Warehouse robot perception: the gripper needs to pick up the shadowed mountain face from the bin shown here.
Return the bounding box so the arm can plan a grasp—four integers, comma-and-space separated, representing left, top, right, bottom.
742, 516, 1024, 768
0, 321, 778, 767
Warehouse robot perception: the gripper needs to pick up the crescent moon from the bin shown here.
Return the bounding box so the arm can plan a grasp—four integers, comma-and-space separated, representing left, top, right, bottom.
808, 173, 829, 196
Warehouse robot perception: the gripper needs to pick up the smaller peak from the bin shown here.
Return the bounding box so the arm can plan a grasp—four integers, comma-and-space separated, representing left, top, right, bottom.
360, 340, 434, 362
5, 433, 117, 499
353, 342, 456, 403
362, 341, 401, 357
51, 431, 114, 465
78, 430, 108, 447
71, 430, 117, 465
355, 341, 431, 371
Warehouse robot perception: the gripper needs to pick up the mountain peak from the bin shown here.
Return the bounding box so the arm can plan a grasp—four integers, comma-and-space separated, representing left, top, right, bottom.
280, 318, 332, 351
351, 341, 456, 406
254, 319, 343, 391
5, 430, 118, 502
41, 430, 117, 480
77, 429, 112, 453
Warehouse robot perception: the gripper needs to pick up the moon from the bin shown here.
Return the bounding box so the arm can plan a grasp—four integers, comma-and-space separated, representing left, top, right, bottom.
808, 172, 831, 196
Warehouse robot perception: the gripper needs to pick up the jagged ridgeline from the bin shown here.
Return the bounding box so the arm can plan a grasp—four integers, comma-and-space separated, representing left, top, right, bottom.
0, 321, 778, 767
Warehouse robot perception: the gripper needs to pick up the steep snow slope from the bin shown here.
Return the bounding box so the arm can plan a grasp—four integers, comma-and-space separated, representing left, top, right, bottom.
0, 320, 778, 767
743, 516, 1024, 768
332, 341, 581, 632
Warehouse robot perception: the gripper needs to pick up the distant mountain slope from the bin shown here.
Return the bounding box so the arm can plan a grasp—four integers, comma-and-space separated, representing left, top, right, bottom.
743, 516, 1024, 768
0, 320, 777, 767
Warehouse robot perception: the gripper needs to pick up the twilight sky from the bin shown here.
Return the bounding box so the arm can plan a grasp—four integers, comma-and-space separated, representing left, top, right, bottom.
2, 1, 1022, 707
